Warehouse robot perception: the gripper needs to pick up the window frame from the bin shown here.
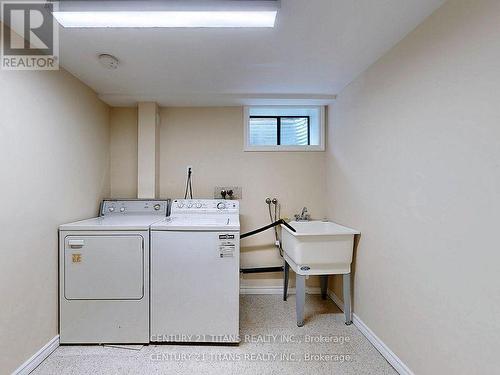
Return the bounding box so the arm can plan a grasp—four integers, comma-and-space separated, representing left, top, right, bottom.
244, 106, 326, 152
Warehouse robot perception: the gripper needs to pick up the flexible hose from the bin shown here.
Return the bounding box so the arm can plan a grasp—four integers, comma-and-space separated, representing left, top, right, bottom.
268, 200, 284, 257
184, 169, 193, 199
275, 202, 283, 257
268, 203, 277, 238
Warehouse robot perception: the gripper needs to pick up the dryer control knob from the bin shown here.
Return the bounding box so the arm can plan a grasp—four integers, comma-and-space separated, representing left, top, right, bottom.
108, 207, 115, 212
154, 204, 161, 211
217, 202, 226, 210
196, 203, 202, 208
120, 207, 125, 212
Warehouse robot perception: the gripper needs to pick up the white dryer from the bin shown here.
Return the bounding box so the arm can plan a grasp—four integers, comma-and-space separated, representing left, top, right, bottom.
59, 199, 169, 344
150, 199, 240, 344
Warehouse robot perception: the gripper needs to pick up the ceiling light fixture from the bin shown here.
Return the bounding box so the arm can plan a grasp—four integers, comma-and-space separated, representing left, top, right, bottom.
52, 0, 280, 28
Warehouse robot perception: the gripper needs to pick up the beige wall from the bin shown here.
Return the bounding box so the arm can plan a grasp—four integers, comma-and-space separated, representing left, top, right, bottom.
137, 102, 160, 199
110, 106, 326, 287
326, 0, 500, 374
0, 68, 110, 373
110, 107, 138, 198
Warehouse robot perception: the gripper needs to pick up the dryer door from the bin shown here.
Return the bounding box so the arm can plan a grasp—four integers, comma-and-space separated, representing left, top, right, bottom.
64, 235, 144, 300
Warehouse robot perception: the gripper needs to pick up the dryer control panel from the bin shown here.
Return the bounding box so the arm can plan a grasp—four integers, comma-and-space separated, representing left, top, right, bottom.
100, 200, 170, 217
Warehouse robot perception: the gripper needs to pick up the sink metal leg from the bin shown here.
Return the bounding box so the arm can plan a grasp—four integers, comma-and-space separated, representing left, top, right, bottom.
296, 273, 306, 327
343, 273, 352, 325
320, 275, 328, 300
283, 261, 290, 301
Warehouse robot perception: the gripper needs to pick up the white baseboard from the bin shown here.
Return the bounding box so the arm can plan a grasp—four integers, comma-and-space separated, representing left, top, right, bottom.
352, 314, 414, 375
13, 335, 59, 375
327, 291, 413, 375
240, 286, 321, 295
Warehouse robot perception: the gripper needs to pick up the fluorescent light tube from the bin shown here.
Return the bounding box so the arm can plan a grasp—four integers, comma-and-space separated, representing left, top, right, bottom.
52, 11, 278, 28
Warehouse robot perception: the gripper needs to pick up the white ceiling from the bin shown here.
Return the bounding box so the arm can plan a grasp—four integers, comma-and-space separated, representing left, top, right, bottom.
58, 0, 445, 106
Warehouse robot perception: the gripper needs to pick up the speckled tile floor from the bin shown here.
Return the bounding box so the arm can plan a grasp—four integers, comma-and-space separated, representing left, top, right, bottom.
33, 295, 396, 374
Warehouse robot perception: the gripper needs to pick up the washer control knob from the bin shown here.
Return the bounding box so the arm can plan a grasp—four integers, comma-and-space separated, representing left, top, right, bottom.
108, 207, 115, 212
217, 202, 226, 210
120, 207, 126, 212
187, 203, 193, 208
154, 204, 161, 211
196, 203, 202, 208
177, 202, 184, 208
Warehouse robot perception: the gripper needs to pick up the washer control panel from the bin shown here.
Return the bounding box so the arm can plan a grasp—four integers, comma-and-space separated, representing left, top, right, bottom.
100, 200, 169, 217
171, 199, 239, 215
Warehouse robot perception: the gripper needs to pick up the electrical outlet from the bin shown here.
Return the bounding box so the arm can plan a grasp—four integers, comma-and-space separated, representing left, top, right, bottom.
214, 186, 242, 200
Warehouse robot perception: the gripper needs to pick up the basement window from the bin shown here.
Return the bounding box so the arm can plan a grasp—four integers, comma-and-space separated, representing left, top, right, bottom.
244, 106, 325, 151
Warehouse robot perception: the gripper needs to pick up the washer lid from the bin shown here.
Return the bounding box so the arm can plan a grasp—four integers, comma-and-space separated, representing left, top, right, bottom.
59, 215, 165, 231
151, 215, 240, 231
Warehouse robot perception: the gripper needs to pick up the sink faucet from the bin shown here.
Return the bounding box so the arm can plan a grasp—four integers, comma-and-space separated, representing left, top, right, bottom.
294, 207, 311, 221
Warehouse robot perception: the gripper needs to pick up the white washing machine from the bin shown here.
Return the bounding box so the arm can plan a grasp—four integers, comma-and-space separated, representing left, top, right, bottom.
59, 199, 169, 344
150, 199, 240, 344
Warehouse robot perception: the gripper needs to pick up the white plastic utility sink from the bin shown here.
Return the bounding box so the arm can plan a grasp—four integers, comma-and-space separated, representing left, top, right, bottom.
281, 220, 360, 275
280, 220, 360, 327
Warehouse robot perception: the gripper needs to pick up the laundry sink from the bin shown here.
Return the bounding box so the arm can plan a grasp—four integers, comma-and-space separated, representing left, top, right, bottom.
281, 221, 360, 274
